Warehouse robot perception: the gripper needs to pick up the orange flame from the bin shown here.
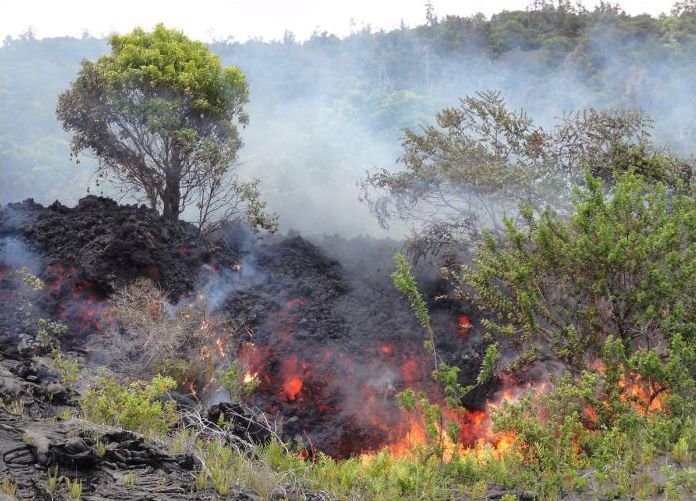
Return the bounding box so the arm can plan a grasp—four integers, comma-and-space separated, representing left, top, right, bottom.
215, 337, 225, 357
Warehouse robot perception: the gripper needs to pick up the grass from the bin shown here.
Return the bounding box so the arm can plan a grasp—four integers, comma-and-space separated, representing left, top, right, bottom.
94, 439, 107, 458
74, 364, 696, 500
180, 407, 696, 501
64, 477, 82, 500
121, 472, 137, 487
46, 466, 59, 494
8, 398, 24, 416
1, 479, 17, 497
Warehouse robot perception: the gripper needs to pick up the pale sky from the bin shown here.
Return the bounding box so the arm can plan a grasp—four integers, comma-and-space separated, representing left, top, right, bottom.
0, 0, 678, 43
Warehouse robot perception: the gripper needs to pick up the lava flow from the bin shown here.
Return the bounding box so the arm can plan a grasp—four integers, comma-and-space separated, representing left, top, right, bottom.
234, 290, 518, 459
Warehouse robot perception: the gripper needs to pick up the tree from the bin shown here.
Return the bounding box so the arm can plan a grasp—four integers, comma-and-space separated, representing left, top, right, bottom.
57, 24, 277, 232
425, 2, 438, 26
362, 90, 693, 260
448, 170, 695, 373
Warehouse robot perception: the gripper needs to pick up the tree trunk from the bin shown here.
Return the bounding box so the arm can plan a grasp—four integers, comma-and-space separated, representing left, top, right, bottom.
162, 171, 181, 226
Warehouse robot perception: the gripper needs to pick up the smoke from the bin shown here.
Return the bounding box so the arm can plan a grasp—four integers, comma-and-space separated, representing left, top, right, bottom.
1, 15, 694, 239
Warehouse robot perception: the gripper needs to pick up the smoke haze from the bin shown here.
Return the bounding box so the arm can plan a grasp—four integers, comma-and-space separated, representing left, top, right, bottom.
2, 8, 696, 237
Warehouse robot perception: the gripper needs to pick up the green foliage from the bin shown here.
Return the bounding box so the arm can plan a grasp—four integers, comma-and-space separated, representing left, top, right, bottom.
218, 360, 258, 402
80, 375, 177, 438
55, 24, 274, 231
121, 472, 137, 487
477, 343, 500, 385
50, 348, 80, 387
391, 253, 430, 331
391, 252, 441, 375
456, 170, 695, 371
105, 24, 247, 117
94, 439, 107, 458
45, 466, 59, 494
363, 88, 692, 258
238, 178, 279, 234
7, 398, 24, 416
488, 331, 696, 497
36, 318, 68, 347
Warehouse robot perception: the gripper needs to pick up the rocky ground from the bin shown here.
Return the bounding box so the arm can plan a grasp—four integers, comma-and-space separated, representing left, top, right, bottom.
0, 342, 274, 500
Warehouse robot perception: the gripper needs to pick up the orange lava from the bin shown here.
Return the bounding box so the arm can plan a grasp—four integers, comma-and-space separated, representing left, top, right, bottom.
283, 377, 303, 400
457, 315, 472, 335
286, 296, 308, 308
400, 359, 420, 383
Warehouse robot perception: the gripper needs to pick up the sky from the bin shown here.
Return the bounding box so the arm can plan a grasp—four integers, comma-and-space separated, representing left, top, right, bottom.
0, 0, 679, 43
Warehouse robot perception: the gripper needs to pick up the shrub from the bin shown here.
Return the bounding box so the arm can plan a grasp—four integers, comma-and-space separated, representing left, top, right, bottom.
50, 348, 80, 387
80, 374, 177, 438
453, 170, 695, 373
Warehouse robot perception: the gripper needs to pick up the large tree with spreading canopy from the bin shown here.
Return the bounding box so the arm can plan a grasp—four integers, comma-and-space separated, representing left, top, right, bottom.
57, 24, 276, 232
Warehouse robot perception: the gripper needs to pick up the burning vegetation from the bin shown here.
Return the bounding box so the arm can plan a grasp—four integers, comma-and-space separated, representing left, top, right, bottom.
1, 18, 695, 501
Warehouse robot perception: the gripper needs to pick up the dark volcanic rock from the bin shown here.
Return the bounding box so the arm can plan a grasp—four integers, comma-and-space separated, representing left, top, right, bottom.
206, 402, 273, 446
1, 196, 237, 297
0, 346, 255, 500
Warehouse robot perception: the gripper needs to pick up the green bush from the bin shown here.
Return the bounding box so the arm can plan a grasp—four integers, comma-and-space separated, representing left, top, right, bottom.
80, 375, 177, 438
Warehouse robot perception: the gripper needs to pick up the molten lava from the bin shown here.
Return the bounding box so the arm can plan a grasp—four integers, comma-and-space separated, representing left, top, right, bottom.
457, 314, 472, 335
283, 377, 303, 400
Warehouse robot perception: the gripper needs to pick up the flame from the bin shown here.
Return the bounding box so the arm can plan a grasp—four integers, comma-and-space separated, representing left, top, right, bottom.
622, 375, 664, 413
200, 320, 211, 330
215, 337, 225, 357
243, 371, 258, 384
386, 415, 428, 457
183, 379, 197, 396
588, 358, 665, 414
584, 405, 598, 423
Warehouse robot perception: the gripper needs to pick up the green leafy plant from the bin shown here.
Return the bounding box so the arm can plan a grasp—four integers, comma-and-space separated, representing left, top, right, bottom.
36, 319, 68, 347
454, 170, 695, 372
80, 374, 177, 438
218, 360, 258, 402
50, 348, 80, 387
16, 267, 44, 291
56, 24, 277, 233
